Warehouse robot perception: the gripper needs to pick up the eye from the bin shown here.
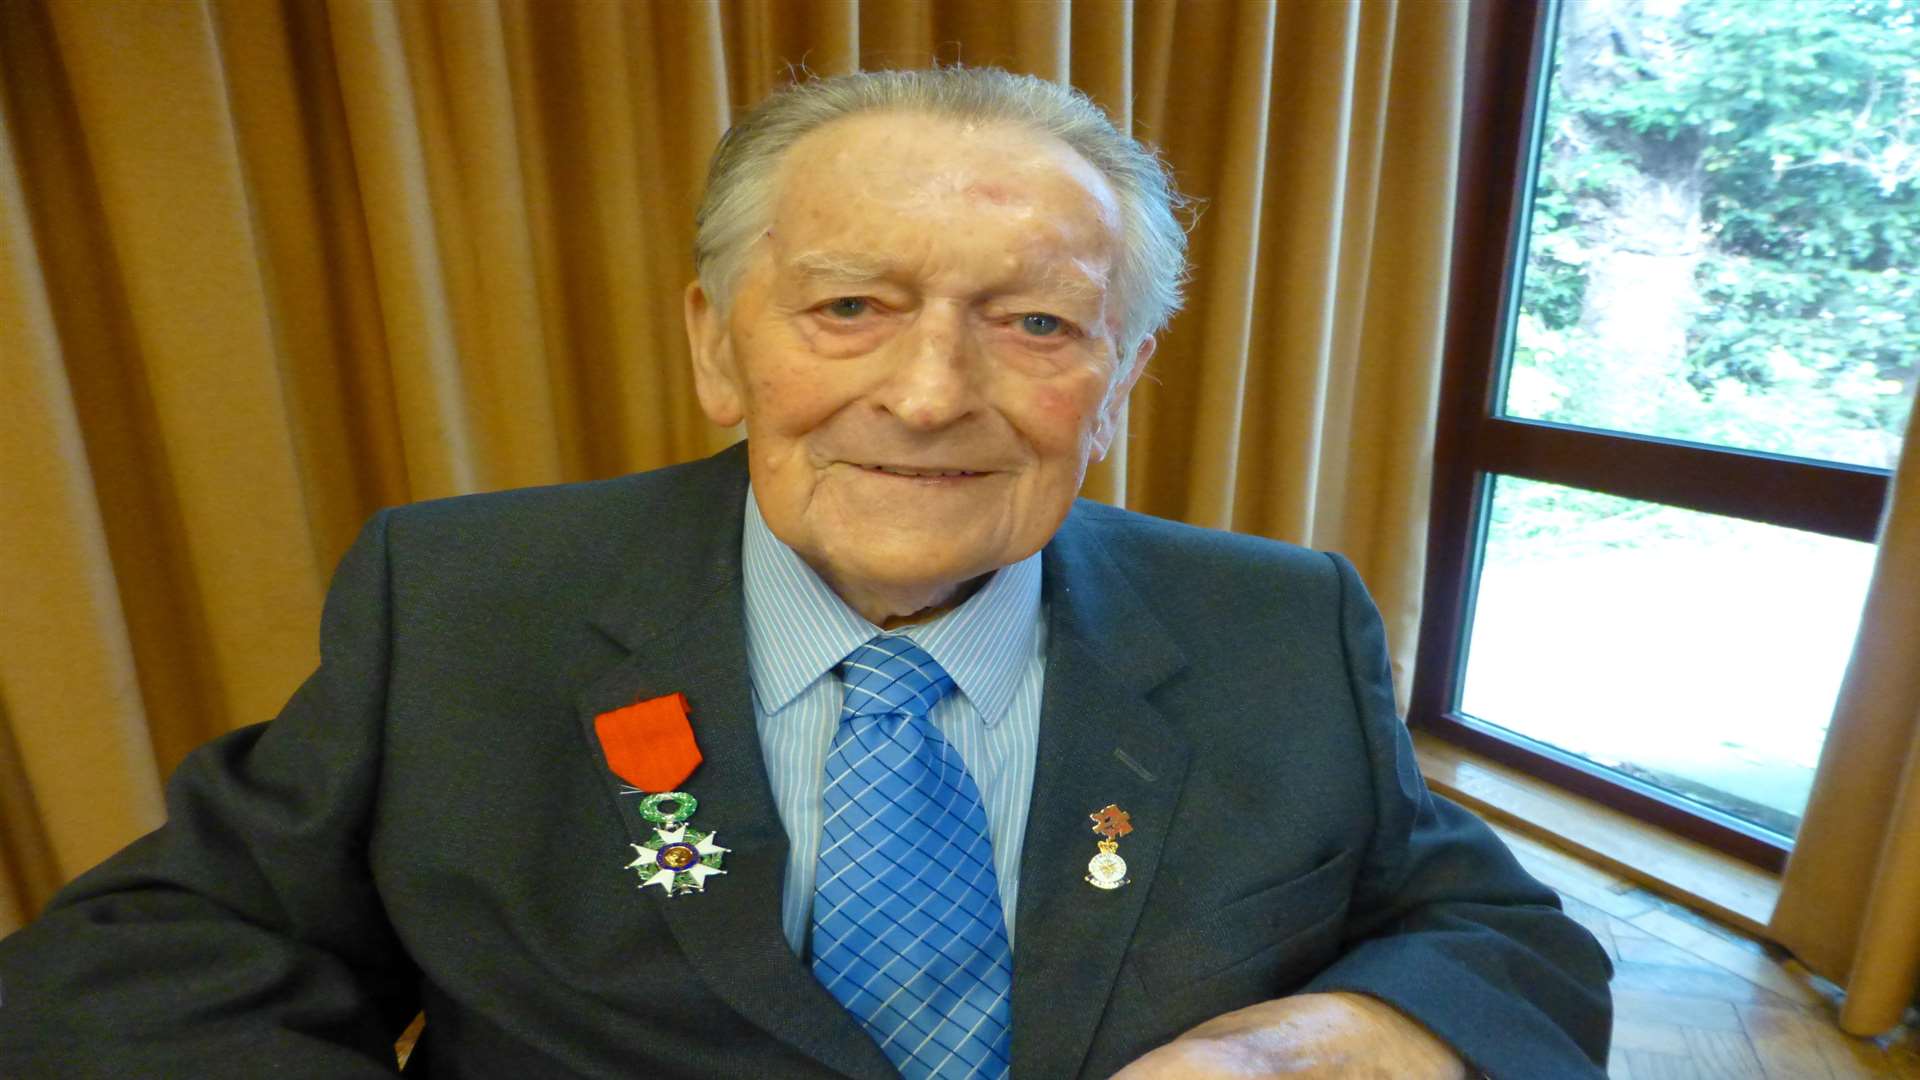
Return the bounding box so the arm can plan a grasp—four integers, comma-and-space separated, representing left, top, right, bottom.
1019, 313, 1065, 336
822, 297, 870, 319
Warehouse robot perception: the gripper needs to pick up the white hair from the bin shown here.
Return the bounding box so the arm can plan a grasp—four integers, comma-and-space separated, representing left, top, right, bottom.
693, 66, 1192, 367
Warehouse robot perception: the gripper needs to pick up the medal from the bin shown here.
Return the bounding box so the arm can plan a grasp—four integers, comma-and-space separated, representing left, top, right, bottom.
593, 693, 727, 897
626, 790, 729, 896
1085, 803, 1133, 890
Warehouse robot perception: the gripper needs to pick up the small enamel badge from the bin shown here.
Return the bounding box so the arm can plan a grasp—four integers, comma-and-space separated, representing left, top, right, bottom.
626, 791, 729, 897
1085, 803, 1134, 890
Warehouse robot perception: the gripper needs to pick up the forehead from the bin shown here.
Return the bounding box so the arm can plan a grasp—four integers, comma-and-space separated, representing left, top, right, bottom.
766, 110, 1122, 279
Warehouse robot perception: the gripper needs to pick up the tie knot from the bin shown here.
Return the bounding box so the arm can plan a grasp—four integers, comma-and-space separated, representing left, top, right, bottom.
838, 636, 955, 720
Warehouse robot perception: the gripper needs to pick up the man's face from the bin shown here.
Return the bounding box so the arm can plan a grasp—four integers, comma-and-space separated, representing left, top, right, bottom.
686, 110, 1150, 623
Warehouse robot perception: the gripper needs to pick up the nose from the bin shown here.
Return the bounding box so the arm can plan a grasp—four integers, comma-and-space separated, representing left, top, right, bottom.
877, 303, 981, 430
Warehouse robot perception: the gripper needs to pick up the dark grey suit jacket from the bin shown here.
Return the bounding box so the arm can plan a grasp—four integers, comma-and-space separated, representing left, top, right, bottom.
0, 444, 1611, 1078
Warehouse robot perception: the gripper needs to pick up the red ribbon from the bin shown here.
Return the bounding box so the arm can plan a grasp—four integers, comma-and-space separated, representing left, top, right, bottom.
594, 692, 703, 792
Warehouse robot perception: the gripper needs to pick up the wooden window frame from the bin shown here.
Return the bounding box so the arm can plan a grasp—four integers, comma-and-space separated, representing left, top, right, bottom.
1408, 0, 1892, 873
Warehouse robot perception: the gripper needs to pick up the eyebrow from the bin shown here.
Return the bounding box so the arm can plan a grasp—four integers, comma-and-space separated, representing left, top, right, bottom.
785, 250, 896, 282
783, 249, 1108, 304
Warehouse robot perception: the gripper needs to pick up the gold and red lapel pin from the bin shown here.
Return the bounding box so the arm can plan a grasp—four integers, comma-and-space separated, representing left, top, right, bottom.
595, 692, 729, 897
1085, 804, 1133, 890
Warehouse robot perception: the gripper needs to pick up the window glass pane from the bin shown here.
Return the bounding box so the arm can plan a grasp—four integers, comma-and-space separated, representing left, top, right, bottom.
1458, 475, 1875, 837
1503, 0, 1920, 469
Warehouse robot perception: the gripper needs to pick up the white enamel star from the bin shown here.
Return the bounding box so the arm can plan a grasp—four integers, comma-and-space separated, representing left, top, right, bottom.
626, 823, 730, 894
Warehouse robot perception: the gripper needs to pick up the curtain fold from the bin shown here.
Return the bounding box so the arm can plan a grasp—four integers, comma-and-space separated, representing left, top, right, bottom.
1771, 407, 1920, 1036
0, 59, 166, 905
0, 0, 1464, 932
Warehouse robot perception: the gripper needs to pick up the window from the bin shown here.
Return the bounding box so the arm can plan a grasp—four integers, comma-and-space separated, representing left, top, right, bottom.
1414, 0, 1919, 870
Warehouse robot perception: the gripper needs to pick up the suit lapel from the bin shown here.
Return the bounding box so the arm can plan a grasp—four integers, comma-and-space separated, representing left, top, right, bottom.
567, 457, 1190, 1080
1011, 511, 1191, 1080
572, 450, 896, 1080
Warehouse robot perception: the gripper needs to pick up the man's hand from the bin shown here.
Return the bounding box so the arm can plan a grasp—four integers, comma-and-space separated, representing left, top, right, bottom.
1110, 992, 1470, 1079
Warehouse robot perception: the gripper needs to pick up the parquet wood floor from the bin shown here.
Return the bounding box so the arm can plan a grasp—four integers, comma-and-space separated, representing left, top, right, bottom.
1489, 822, 1920, 1079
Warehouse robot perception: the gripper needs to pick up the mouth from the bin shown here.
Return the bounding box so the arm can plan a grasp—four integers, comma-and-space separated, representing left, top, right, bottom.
854, 463, 989, 480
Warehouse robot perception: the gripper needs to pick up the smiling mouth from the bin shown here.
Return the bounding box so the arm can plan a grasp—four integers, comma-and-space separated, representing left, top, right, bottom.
856, 464, 987, 479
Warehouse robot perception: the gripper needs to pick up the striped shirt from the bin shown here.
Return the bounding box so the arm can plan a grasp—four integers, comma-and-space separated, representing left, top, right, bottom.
740, 492, 1047, 956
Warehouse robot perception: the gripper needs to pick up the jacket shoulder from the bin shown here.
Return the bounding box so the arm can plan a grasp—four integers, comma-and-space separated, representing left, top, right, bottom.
1049, 499, 1360, 657
1063, 499, 1342, 588
386, 446, 744, 544
345, 446, 748, 614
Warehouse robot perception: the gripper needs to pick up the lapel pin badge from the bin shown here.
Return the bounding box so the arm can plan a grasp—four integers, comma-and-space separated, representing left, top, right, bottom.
1085, 803, 1134, 890
627, 791, 729, 897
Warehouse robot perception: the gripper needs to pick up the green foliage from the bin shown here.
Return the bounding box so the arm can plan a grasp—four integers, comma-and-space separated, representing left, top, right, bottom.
1509, 0, 1919, 482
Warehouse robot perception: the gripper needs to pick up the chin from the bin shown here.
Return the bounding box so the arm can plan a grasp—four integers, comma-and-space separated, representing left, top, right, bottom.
843, 546, 994, 589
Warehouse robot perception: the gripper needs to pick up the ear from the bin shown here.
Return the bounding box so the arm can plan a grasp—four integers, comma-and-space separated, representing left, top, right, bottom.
1091, 334, 1153, 461
685, 280, 744, 428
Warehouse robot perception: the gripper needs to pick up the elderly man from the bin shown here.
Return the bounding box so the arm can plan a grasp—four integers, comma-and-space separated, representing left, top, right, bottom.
0, 67, 1610, 1079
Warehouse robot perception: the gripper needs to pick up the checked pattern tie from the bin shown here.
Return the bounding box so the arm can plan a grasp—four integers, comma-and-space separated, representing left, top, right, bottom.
811, 635, 1014, 1080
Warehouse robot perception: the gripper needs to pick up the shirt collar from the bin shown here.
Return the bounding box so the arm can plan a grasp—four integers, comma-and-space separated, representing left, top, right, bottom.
739, 490, 1041, 726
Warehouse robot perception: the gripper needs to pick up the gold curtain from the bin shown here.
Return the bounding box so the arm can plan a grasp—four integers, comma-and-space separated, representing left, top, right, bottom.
0, 0, 1467, 932
1771, 410, 1920, 1036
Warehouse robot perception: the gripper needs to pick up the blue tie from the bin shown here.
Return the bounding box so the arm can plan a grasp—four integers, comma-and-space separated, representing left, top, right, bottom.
811, 636, 1014, 1080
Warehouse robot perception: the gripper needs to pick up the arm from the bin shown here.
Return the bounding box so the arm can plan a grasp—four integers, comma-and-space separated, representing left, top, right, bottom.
0, 513, 417, 1079
1118, 553, 1612, 1079
1302, 551, 1612, 1075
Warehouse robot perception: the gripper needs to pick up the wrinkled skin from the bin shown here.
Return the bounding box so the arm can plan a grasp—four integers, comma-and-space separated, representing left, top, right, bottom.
1111, 993, 1469, 1079
685, 109, 1148, 627
684, 109, 1469, 1076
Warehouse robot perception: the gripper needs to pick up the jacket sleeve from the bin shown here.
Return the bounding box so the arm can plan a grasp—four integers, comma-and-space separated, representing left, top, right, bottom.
0, 512, 417, 1079
1299, 553, 1614, 1079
